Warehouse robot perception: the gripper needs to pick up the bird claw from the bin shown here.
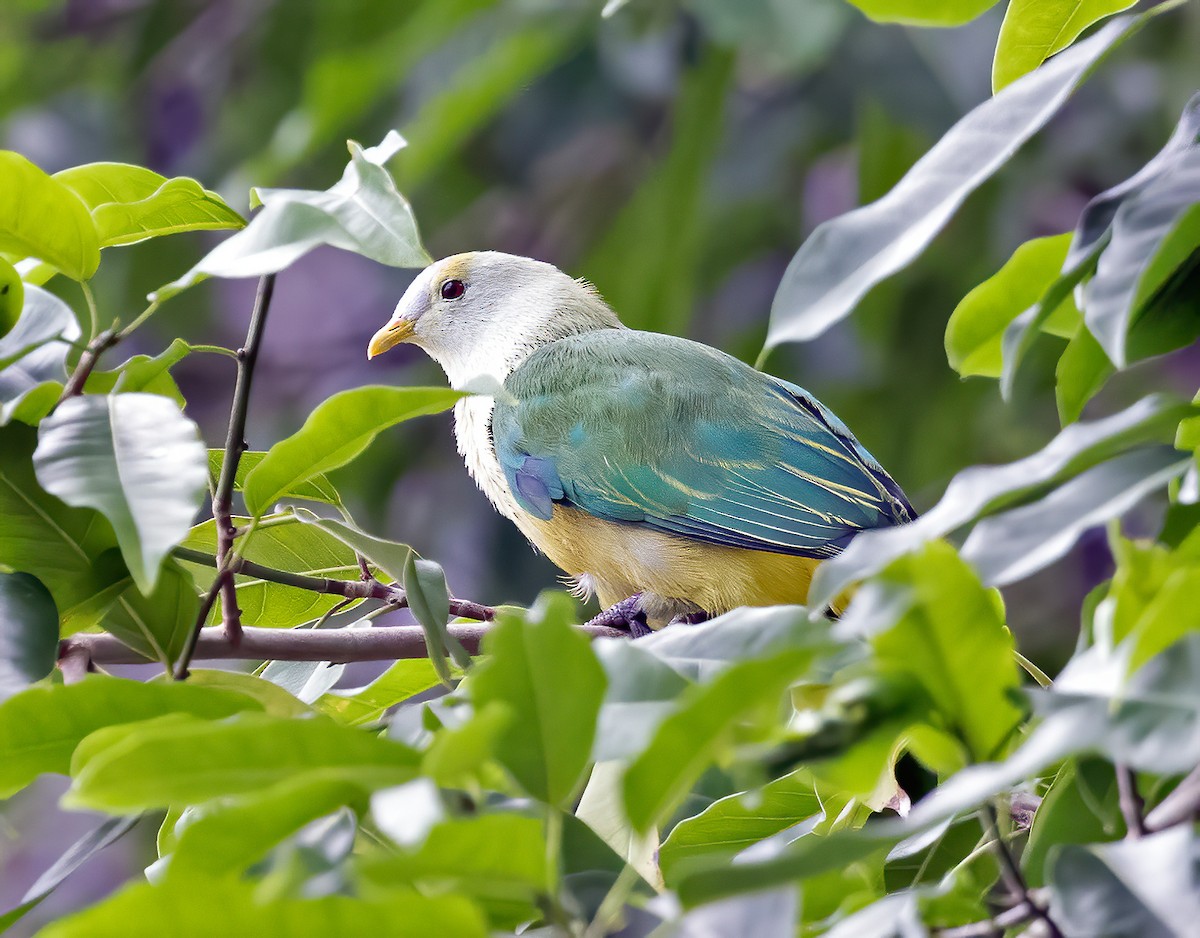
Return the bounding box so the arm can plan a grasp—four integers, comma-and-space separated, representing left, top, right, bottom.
584, 593, 651, 638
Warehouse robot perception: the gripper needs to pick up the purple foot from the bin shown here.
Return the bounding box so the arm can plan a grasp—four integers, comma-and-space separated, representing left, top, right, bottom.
668, 610, 711, 626
585, 593, 652, 638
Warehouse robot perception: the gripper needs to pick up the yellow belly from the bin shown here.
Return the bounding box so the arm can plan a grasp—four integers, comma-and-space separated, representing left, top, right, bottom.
519, 505, 824, 624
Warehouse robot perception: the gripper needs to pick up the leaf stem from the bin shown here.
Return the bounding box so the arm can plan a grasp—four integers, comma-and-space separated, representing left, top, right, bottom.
1115, 764, 1146, 838
212, 274, 276, 647
79, 281, 100, 342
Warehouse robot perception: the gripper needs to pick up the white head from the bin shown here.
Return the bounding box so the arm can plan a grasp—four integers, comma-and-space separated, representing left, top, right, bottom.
368, 251, 623, 390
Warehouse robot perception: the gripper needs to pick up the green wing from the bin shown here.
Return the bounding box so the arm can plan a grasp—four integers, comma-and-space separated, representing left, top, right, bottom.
492, 330, 912, 558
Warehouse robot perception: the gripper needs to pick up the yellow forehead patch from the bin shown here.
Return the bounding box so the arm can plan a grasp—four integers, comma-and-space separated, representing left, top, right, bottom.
431, 253, 474, 288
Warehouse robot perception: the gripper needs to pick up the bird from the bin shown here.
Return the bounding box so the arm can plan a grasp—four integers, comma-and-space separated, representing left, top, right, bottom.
368, 252, 913, 633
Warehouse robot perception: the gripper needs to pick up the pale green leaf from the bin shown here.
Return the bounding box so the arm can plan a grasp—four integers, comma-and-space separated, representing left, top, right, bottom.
992, 0, 1136, 91
0, 151, 99, 280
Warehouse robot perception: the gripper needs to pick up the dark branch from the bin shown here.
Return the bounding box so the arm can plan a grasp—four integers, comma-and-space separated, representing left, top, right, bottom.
172, 545, 496, 622
64, 621, 628, 666
210, 273, 277, 648
173, 571, 229, 680
57, 328, 120, 403
982, 804, 1063, 938
933, 894, 1048, 938
1115, 764, 1146, 838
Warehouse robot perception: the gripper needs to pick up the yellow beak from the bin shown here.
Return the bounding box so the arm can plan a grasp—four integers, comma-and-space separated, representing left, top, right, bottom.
367, 318, 416, 359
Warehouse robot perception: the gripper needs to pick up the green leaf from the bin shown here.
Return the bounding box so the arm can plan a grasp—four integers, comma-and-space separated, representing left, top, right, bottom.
101, 558, 199, 669
0, 254, 23, 336
37, 877, 487, 938
34, 393, 208, 594
960, 446, 1190, 585
763, 13, 1139, 354
0, 151, 100, 280
292, 510, 414, 581
992, 0, 1136, 91
659, 770, 825, 884
0, 571, 58, 701
419, 702, 511, 786
404, 553, 462, 685
810, 394, 1192, 608
178, 669, 311, 717
839, 0, 997, 26
53, 162, 245, 247
317, 659, 442, 725
0, 677, 262, 798
1023, 760, 1121, 885
162, 776, 363, 880
945, 233, 1078, 378
592, 639, 691, 762
2, 815, 140, 931
0, 285, 79, 423
1048, 826, 1200, 936
155, 131, 430, 300
1084, 144, 1200, 367
469, 593, 606, 807
360, 814, 550, 907
1055, 325, 1114, 424
860, 542, 1022, 762
182, 515, 366, 629
66, 710, 421, 811
622, 647, 819, 833
86, 338, 193, 406
242, 385, 461, 516
209, 449, 342, 507
0, 424, 121, 627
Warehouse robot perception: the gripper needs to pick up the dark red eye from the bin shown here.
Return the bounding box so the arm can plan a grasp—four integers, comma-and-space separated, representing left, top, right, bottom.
440, 279, 466, 300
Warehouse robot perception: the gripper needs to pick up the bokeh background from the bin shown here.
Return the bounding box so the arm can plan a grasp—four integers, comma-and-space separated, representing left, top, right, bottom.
2, 0, 1198, 929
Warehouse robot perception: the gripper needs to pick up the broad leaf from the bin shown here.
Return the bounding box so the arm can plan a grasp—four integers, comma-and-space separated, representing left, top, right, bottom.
839, 0, 996, 26
0, 151, 99, 280
851, 542, 1022, 762
591, 639, 691, 762
101, 557, 199, 669
1048, 826, 1200, 937
809, 395, 1191, 609
659, 770, 825, 883
0, 255, 23, 336
293, 509, 414, 582
764, 14, 1139, 353
1084, 144, 1200, 366
992, 0, 1136, 91
0, 677, 262, 798
242, 385, 461, 516
37, 877, 487, 938
162, 776, 363, 880
960, 446, 1190, 585
622, 647, 818, 833
0, 424, 120, 626
469, 593, 606, 807
54, 162, 245, 247
182, 515, 365, 628
318, 659, 441, 726
0, 285, 79, 425
34, 393, 208, 594
0, 571, 58, 700
1055, 325, 1114, 424
209, 449, 342, 507
404, 553, 462, 685
66, 710, 421, 811
155, 131, 430, 300
944, 233, 1078, 378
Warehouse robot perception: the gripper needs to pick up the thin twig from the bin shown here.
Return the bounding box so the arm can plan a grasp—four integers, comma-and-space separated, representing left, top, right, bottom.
172, 545, 496, 622
57, 328, 120, 403
982, 804, 1063, 938
1145, 763, 1200, 833
934, 896, 1046, 938
212, 274, 276, 646
1115, 764, 1146, 838
173, 570, 230, 680
63, 621, 628, 666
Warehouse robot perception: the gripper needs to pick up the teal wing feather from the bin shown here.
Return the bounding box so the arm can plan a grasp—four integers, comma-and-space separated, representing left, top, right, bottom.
491, 330, 912, 558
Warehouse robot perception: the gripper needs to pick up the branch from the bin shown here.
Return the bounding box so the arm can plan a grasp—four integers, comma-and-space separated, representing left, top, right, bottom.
64, 621, 628, 666
211, 273, 276, 648
933, 893, 1049, 938
1146, 763, 1200, 833
1115, 764, 1146, 838
172, 545, 495, 622
57, 328, 120, 402
982, 804, 1063, 938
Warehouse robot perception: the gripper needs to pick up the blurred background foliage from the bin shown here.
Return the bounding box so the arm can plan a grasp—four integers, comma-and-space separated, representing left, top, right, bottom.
2, 0, 1199, 672
1, 0, 1198, 928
